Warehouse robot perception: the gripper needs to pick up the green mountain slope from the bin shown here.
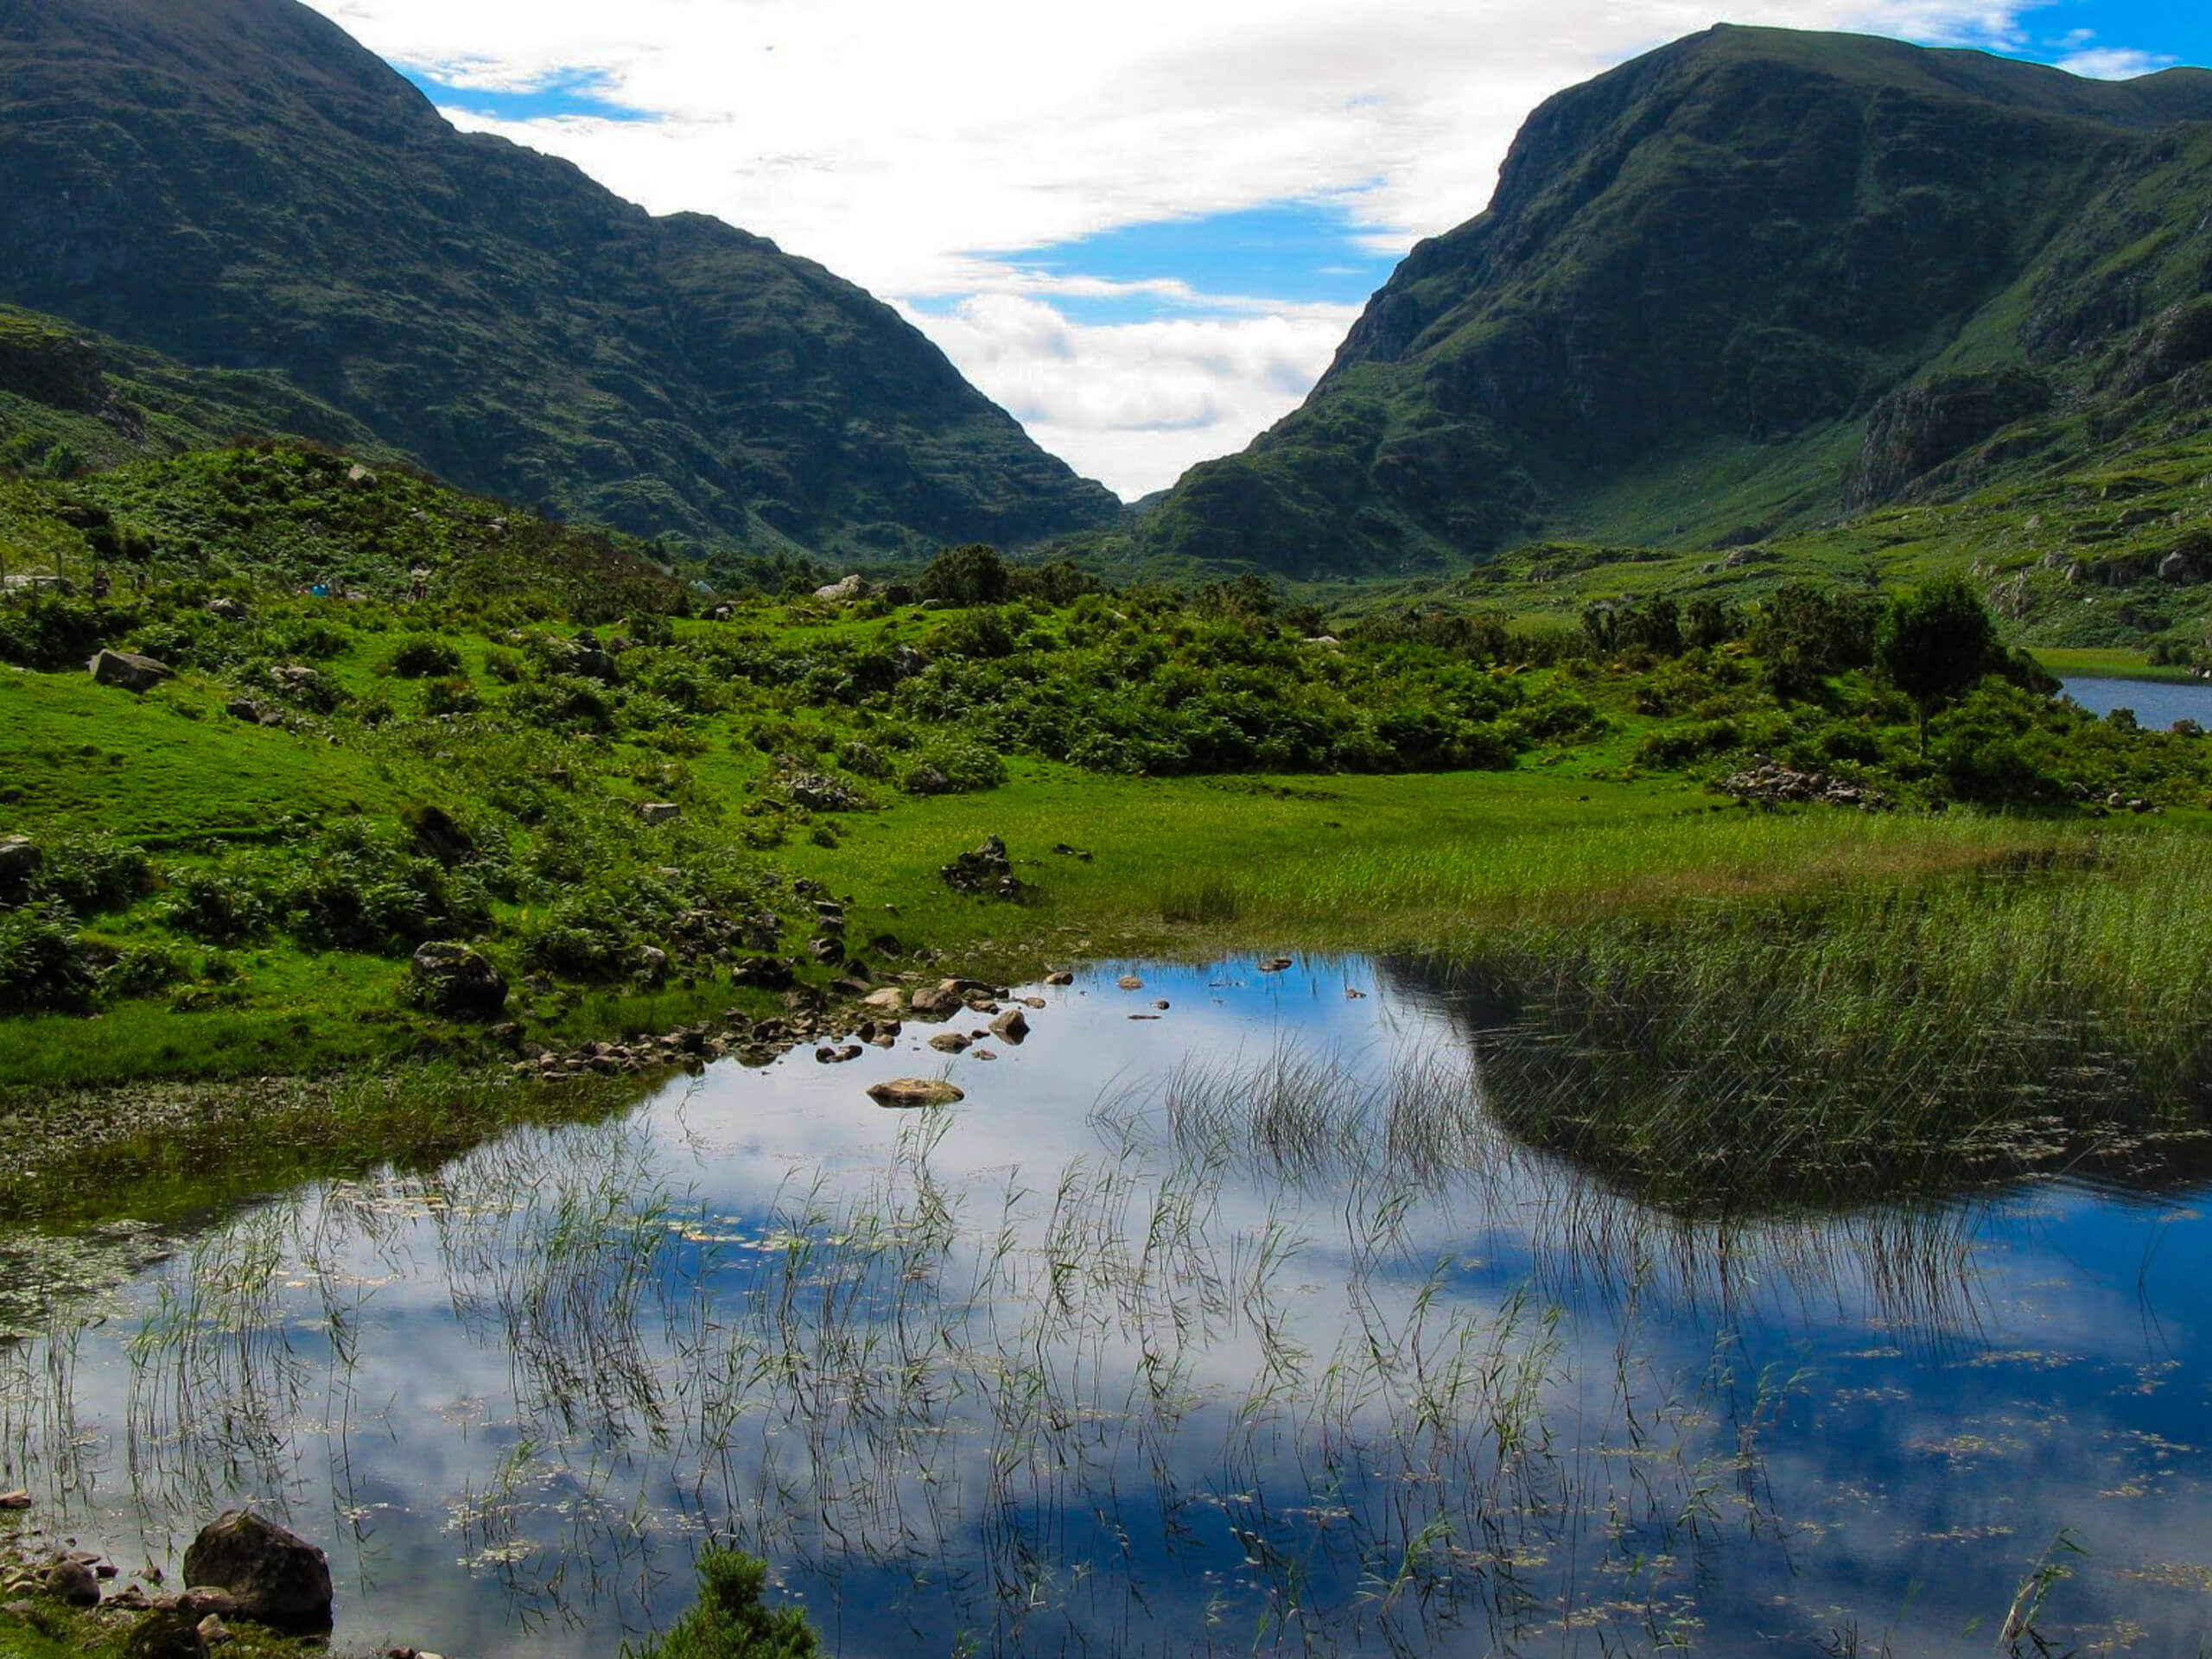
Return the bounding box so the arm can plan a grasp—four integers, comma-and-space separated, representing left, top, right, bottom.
1128, 26, 2212, 578
0, 0, 1120, 558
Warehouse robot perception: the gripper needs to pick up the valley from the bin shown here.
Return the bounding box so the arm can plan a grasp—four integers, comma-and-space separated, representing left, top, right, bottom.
6, 4, 2212, 1656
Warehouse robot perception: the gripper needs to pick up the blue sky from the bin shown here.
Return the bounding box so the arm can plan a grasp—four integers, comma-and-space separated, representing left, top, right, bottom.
346, 0, 2207, 496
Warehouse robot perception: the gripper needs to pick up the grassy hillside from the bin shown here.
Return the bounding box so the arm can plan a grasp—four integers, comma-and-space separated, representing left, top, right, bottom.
1099, 27, 2212, 580
3, 441, 2209, 1106
0, 0, 1119, 560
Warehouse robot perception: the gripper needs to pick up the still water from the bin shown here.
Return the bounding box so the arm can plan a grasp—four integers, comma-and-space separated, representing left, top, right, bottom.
6, 961, 2212, 1656
2062, 675, 2212, 730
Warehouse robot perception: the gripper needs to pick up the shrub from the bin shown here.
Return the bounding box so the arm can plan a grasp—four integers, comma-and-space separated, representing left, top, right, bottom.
33, 835, 151, 914
388, 635, 463, 677
918, 543, 1009, 607
0, 900, 94, 1013
160, 868, 275, 944
621, 1548, 818, 1659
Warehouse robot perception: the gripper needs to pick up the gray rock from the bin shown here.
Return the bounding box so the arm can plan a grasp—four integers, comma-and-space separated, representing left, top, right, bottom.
929, 1032, 971, 1053
940, 835, 1025, 900
638, 802, 682, 825
786, 773, 865, 812
89, 649, 173, 693
988, 1007, 1029, 1044
204, 598, 247, 622
906, 984, 962, 1020
814, 574, 868, 603
181, 1510, 334, 1632
409, 942, 509, 1020
729, 956, 795, 990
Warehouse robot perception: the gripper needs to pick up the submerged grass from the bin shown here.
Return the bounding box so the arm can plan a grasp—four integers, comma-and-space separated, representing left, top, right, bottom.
0, 1063, 652, 1231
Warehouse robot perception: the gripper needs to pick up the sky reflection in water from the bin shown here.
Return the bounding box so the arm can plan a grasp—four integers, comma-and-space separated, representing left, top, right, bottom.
5, 959, 2212, 1656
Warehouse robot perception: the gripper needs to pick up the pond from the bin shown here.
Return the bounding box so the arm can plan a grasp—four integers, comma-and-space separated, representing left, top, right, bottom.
6, 958, 2212, 1656
2062, 675, 2212, 730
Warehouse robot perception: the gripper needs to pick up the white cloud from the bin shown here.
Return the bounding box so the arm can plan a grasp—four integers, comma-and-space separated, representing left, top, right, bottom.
905, 293, 1359, 499
303, 0, 2098, 499
2056, 46, 2177, 78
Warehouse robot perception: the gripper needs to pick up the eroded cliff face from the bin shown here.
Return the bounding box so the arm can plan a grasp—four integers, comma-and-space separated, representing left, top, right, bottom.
0, 0, 1119, 556
1135, 26, 2212, 577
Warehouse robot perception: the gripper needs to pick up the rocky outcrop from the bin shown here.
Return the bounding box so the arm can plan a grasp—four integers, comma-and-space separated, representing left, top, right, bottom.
1848, 371, 2052, 505
88, 649, 172, 693
180, 1511, 333, 1633
408, 942, 508, 1019
940, 836, 1026, 900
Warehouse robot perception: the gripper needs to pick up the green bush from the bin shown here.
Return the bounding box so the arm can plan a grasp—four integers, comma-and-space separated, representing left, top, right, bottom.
0, 900, 95, 1012
33, 834, 151, 914
623, 1548, 817, 1659
388, 635, 463, 677
160, 868, 275, 944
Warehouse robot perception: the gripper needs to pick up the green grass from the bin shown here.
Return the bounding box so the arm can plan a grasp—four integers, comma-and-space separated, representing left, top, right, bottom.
2030, 647, 2199, 683
0, 668, 384, 836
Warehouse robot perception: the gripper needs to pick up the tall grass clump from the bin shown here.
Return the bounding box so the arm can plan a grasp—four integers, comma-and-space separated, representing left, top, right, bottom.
1421, 829, 2212, 1205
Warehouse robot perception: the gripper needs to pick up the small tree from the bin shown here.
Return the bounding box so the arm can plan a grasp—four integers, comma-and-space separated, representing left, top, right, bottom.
1876, 575, 2002, 753
919, 543, 1008, 607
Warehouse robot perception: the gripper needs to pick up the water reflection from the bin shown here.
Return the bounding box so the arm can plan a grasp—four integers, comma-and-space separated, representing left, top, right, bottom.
4, 959, 2212, 1655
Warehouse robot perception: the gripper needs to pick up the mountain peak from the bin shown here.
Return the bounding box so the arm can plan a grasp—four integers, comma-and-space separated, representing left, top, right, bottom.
1130, 25, 2212, 577
0, 0, 1117, 556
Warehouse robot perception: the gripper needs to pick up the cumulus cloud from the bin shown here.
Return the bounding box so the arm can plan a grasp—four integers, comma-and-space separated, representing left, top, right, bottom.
303, 0, 2136, 498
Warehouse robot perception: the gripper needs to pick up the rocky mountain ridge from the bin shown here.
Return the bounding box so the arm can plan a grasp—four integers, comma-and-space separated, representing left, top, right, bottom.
1126, 26, 2212, 578
0, 0, 1119, 558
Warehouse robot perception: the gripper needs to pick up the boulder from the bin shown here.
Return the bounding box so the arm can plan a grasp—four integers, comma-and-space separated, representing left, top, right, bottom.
0, 838, 41, 903
123, 1609, 208, 1659
785, 772, 864, 812
345, 464, 378, 487
0, 1488, 29, 1510
940, 835, 1026, 900
988, 1007, 1029, 1045
728, 956, 795, 990
180, 1511, 333, 1632
408, 942, 509, 1020
906, 984, 962, 1020
929, 1032, 971, 1054
1045, 970, 1074, 987
89, 649, 172, 693
814, 574, 868, 603
45, 1558, 100, 1606
204, 598, 247, 622
638, 801, 682, 825
868, 1077, 965, 1109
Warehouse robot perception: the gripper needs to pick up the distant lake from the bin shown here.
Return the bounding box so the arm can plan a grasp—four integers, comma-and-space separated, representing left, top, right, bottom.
2062, 674, 2212, 729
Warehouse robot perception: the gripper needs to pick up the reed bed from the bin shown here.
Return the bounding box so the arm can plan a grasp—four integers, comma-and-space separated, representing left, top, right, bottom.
1400, 829, 2212, 1206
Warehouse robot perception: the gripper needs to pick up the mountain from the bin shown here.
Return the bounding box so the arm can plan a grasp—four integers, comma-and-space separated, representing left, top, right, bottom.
0, 0, 1120, 558
1131, 27, 2212, 578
